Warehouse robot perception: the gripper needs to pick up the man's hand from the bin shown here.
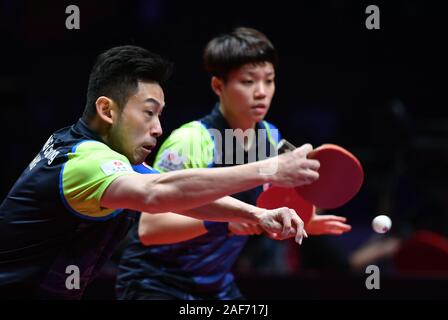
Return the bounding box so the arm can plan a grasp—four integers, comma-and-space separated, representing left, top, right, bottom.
265, 143, 320, 188
306, 214, 352, 235
228, 222, 263, 236
254, 207, 308, 244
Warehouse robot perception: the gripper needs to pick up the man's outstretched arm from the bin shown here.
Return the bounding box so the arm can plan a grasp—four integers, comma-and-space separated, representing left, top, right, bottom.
101, 143, 319, 219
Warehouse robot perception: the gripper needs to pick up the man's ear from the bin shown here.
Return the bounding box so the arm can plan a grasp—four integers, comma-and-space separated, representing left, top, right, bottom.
211, 76, 224, 97
95, 96, 117, 125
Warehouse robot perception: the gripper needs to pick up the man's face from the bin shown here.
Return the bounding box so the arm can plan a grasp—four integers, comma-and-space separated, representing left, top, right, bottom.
109, 81, 164, 164
220, 62, 275, 124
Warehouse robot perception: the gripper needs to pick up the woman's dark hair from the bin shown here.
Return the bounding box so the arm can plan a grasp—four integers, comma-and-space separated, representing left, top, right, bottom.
203, 27, 278, 81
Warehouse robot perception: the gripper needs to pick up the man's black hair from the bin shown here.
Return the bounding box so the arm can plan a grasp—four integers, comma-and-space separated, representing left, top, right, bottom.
82, 45, 173, 120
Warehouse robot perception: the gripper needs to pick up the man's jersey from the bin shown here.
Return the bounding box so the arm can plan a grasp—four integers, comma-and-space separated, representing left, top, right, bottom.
117, 105, 280, 299
0, 119, 137, 299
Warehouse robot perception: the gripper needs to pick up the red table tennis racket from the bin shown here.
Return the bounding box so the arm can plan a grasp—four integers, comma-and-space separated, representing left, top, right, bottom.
296, 143, 364, 209
256, 185, 315, 226
256, 140, 364, 220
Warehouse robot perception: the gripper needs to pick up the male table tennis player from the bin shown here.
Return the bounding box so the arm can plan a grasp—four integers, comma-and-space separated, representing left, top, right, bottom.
0, 45, 319, 299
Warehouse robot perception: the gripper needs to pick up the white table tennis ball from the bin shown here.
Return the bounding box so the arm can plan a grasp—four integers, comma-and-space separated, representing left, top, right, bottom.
372, 215, 392, 234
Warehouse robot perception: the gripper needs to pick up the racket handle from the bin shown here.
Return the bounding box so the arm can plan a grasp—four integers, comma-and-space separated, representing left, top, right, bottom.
277, 139, 296, 154
278, 139, 321, 159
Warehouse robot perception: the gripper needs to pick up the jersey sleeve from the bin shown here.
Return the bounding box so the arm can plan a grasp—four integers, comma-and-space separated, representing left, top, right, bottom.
60, 140, 136, 219
153, 121, 226, 234
153, 121, 215, 172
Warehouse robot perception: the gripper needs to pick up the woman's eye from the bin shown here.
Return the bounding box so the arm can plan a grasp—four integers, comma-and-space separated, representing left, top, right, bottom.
145, 111, 154, 117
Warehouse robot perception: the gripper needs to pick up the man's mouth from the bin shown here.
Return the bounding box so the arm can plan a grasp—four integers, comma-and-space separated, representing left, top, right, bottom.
142, 144, 155, 153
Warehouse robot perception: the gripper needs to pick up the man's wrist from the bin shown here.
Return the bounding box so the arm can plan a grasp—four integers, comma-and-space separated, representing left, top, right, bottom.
249, 206, 265, 225
255, 157, 279, 183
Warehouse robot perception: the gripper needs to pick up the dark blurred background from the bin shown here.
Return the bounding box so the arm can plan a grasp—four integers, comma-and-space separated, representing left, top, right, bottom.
1, 0, 447, 299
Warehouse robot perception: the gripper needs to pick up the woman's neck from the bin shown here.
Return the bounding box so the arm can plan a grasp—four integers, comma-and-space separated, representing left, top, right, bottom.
219, 104, 256, 151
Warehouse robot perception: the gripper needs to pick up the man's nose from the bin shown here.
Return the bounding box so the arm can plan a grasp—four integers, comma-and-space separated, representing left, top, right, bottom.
150, 118, 163, 137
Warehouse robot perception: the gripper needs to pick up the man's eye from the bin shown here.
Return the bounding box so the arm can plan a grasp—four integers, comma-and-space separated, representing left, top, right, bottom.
145, 111, 154, 116
241, 80, 253, 85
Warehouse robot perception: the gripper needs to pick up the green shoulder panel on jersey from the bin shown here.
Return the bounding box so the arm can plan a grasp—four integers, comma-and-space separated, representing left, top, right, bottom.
154, 121, 214, 172
60, 140, 136, 219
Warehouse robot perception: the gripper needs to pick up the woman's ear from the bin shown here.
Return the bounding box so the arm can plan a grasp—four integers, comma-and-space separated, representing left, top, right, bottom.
211, 76, 224, 97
